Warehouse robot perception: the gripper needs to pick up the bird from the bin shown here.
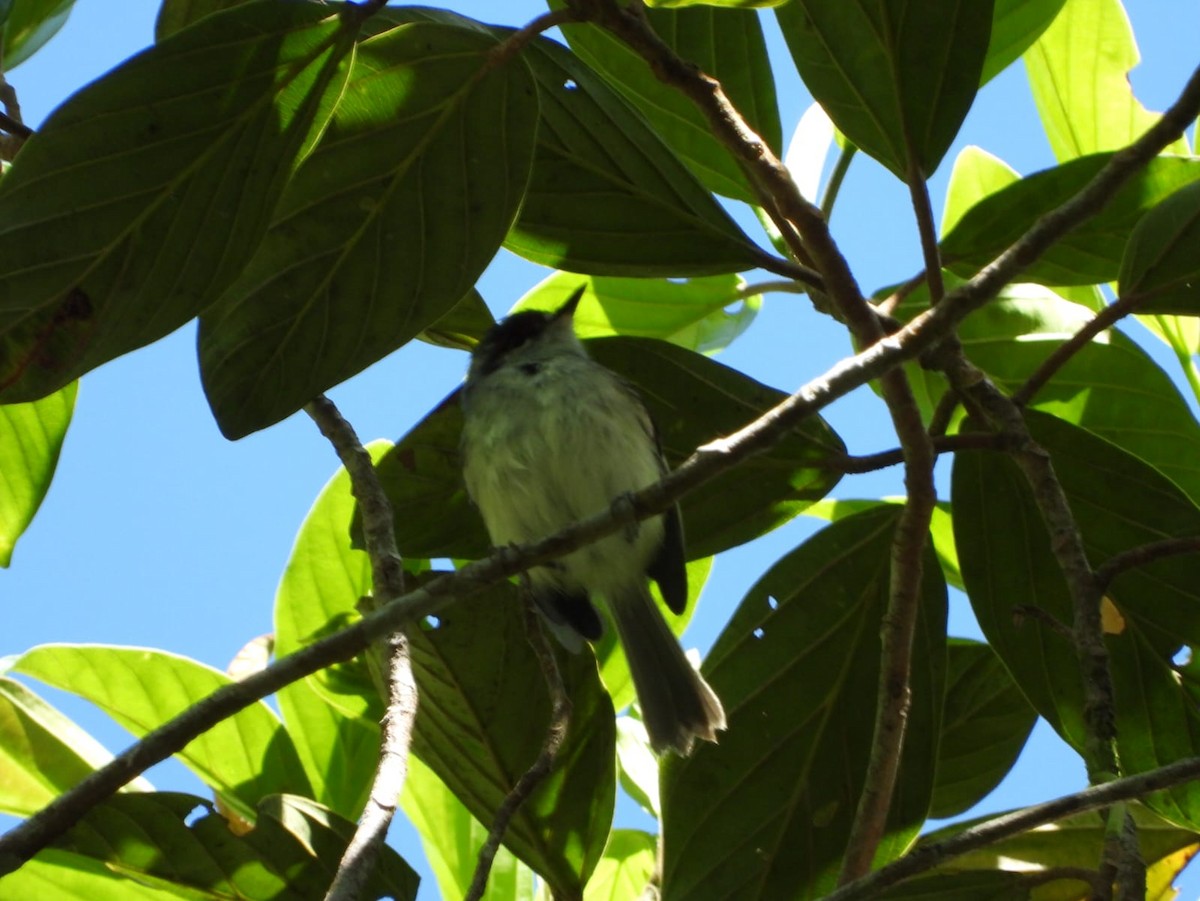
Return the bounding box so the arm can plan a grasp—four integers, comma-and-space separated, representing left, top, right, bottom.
459, 285, 726, 755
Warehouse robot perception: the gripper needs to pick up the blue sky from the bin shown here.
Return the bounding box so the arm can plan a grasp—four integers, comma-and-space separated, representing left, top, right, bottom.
3, 0, 1199, 897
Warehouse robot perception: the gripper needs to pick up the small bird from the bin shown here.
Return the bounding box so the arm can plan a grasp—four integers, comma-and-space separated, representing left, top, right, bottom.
459, 286, 726, 755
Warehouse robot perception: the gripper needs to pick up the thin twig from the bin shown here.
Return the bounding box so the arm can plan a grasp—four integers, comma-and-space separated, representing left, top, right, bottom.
926, 390, 960, 438
4, 62, 1199, 870
823, 755, 1200, 901
907, 163, 945, 305
305, 398, 420, 900
325, 634, 418, 901
1094, 536, 1200, 592
824, 432, 1009, 474
465, 595, 571, 901
820, 143, 857, 220
1013, 293, 1145, 406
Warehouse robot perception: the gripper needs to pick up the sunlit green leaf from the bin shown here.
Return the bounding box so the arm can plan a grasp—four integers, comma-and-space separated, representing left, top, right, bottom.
662, 507, 947, 899
1024, 0, 1189, 162
13, 645, 311, 821
514, 273, 762, 355
941, 146, 1019, 237
401, 754, 535, 901
0, 676, 151, 817
584, 830, 657, 901
0, 381, 74, 567
941, 154, 1200, 285
615, 715, 659, 819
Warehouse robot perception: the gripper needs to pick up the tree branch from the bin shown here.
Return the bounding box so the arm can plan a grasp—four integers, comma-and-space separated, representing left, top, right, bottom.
325, 634, 418, 901
1095, 536, 1200, 593
465, 595, 570, 901
305, 397, 419, 900
826, 432, 1010, 474
823, 755, 1200, 901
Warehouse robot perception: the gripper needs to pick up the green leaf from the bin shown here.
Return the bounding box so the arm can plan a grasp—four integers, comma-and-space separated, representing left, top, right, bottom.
980, 0, 1067, 86
941, 146, 1019, 237
0, 849, 182, 900
418, 288, 496, 352
0, 676, 151, 817
1, 0, 72, 69
940, 154, 1200, 285
661, 507, 948, 899
16, 792, 419, 900
953, 410, 1200, 826
924, 802, 1200, 899
0, 381, 74, 567
273, 441, 392, 818
12, 645, 312, 821
878, 872, 1029, 900
1119, 179, 1200, 314
1024, 0, 1190, 162
199, 22, 537, 438
615, 715, 659, 819
401, 754, 535, 901
584, 830, 657, 901
775, 0, 994, 178
950, 291, 1200, 507
155, 0, 251, 41
513, 273, 762, 355
375, 338, 845, 562
930, 640, 1037, 819
550, 1, 780, 202
0, 1, 356, 403
408, 589, 616, 896
503, 34, 770, 275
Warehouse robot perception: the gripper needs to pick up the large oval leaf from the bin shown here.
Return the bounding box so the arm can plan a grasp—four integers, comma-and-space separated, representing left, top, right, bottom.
409, 588, 615, 897
199, 21, 538, 438
0, 0, 356, 402
952, 409, 1200, 827
12, 644, 312, 822
979, 0, 1066, 85
661, 507, 947, 900
940, 154, 1200, 285
373, 338, 845, 562
550, 1, 779, 203
2, 0, 72, 69
775, 0, 993, 178
0, 381, 74, 567
503, 34, 771, 275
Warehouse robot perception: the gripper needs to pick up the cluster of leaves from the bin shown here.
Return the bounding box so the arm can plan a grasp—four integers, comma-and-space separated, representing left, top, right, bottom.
1, 0, 1200, 899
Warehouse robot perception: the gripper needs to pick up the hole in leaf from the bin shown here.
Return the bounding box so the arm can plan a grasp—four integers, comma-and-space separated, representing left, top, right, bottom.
184, 804, 209, 828
752, 627, 765, 640
562, 78, 578, 91
423, 615, 441, 631
1173, 646, 1193, 667
766, 595, 779, 610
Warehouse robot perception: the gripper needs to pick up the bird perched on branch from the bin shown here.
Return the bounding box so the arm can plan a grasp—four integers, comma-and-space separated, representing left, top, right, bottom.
460, 286, 726, 755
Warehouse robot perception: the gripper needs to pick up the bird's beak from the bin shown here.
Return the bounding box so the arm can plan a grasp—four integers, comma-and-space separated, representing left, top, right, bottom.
553, 285, 586, 321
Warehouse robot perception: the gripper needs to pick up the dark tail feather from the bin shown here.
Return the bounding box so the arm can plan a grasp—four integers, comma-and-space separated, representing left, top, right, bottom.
609, 586, 726, 755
